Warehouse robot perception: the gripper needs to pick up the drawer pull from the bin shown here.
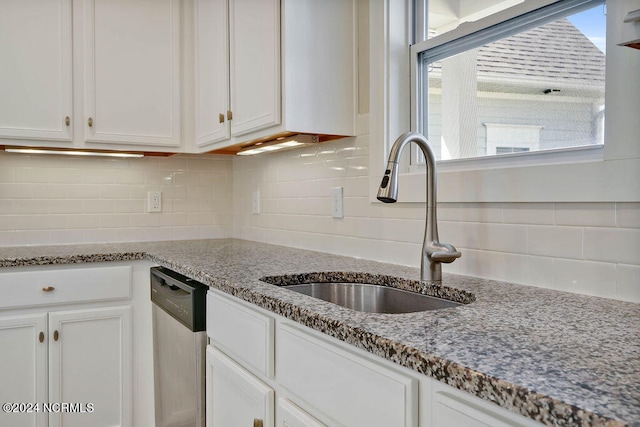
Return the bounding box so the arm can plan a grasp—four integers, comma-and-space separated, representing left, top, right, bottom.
39, 332, 44, 343
65, 116, 70, 126
253, 419, 263, 427
42, 286, 55, 292
88, 117, 93, 127
53, 330, 59, 341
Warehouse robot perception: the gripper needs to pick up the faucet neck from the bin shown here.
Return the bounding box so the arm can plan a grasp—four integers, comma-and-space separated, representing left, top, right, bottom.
381, 132, 460, 283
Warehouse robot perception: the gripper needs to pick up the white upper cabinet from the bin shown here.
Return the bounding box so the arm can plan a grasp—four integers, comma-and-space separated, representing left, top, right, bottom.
229, 0, 281, 137
194, 0, 356, 153
0, 0, 73, 144
194, 0, 231, 146
83, 0, 182, 149
194, 0, 280, 150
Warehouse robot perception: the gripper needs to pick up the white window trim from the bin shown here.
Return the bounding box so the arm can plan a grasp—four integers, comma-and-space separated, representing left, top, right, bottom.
369, 0, 640, 204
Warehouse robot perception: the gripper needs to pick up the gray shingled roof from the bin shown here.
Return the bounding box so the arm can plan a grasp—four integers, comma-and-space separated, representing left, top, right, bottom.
477, 18, 605, 86
429, 18, 606, 93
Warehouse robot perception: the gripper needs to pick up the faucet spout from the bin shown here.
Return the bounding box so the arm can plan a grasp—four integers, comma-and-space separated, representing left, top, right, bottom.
377, 132, 461, 284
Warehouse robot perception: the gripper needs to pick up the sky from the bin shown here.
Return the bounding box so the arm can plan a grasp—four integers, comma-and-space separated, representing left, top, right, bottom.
568, 4, 607, 52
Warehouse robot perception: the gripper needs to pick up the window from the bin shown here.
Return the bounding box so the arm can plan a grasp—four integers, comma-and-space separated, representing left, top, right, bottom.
413, 0, 606, 163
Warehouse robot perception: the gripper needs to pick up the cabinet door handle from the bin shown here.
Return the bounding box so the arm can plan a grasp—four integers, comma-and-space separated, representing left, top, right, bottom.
227, 110, 233, 120
88, 117, 93, 127
253, 419, 263, 427
42, 286, 55, 292
65, 116, 70, 126
39, 332, 45, 343
53, 330, 59, 341
219, 113, 225, 123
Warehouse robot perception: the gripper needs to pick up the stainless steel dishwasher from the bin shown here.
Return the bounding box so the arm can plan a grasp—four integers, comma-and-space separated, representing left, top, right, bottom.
151, 266, 208, 427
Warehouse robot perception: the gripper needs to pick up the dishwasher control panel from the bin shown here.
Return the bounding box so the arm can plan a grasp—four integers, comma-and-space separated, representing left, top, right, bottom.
150, 266, 207, 332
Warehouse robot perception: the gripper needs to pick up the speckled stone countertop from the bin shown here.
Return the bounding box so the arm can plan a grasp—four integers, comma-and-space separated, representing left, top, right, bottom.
1, 239, 638, 427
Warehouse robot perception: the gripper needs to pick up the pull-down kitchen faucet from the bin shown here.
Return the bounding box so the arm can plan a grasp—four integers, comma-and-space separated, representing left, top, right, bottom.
377, 132, 461, 285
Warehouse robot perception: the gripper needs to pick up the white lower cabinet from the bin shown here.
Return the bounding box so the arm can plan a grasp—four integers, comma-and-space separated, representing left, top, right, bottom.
431, 381, 541, 427
206, 290, 543, 427
206, 346, 274, 427
49, 307, 131, 427
277, 323, 417, 427
0, 313, 48, 427
276, 398, 326, 427
0, 264, 135, 427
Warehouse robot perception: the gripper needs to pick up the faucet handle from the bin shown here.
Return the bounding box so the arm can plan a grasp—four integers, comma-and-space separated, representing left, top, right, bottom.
429, 242, 462, 263
431, 251, 462, 263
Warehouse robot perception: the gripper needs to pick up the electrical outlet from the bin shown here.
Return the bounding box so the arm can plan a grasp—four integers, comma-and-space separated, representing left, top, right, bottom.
148, 191, 162, 213
331, 187, 343, 218
252, 190, 261, 214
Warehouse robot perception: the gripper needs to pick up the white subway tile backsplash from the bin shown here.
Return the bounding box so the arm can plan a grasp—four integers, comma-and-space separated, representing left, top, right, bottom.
615, 264, 640, 302
555, 203, 616, 227
584, 227, 640, 265
1, 132, 637, 302
0, 183, 33, 199
502, 203, 555, 225
438, 202, 503, 223
616, 203, 640, 229
553, 259, 616, 298
99, 185, 131, 199
82, 200, 116, 214
527, 225, 583, 259
0, 153, 232, 246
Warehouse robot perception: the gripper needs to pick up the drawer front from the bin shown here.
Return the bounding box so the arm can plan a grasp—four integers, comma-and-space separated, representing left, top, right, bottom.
207, 290, 275, 378
277, 323, 418, 427
432, 382, 541, 427
0, 265, 131, 309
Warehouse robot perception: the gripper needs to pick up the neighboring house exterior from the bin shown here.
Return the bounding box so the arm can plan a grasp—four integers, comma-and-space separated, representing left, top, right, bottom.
425, 18, 606, 161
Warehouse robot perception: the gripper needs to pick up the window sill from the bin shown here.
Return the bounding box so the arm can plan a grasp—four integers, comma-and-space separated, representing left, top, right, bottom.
410, 144, 604, 174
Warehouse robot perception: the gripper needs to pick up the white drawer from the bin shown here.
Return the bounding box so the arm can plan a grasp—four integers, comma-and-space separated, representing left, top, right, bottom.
0, 265, 132, 309
277, 323, 418, 427
207, 290, 275, 378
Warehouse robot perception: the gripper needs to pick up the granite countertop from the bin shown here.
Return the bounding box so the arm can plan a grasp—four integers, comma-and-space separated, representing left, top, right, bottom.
0, 239, 638, 427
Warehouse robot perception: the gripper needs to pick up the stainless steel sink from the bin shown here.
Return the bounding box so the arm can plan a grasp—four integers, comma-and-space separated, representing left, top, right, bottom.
284, 282, 461, 314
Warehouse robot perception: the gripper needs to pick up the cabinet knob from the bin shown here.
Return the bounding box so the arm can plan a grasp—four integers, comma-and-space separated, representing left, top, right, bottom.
219, 113, 225, 123
42, 286, 55, 292
253, 419, 263, 427
53, 330, 59, 341
65, 116, 70, 126
39, 332, 45, 343
227, 110, 233, 121
88, 117, 93, 127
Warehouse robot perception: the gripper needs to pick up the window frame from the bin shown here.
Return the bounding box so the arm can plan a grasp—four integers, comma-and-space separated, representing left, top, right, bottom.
368, 0, 640, 204
411, 0, 605, 168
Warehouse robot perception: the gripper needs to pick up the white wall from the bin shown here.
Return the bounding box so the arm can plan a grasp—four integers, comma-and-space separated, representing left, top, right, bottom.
0, 153, 233, 245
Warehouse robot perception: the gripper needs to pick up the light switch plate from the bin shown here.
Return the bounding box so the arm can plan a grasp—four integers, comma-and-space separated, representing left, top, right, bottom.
331, 187, 343, 218
252, 190, 261, 214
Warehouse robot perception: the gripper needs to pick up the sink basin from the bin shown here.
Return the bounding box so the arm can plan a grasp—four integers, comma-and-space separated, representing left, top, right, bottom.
283, 282, 461, 314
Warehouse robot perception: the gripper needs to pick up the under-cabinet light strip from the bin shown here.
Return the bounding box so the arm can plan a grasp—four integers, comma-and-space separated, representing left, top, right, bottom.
5, 148, 144, 158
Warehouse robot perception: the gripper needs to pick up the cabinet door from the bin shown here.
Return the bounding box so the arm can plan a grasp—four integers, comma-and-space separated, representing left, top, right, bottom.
194, 0, 231, 147
229, 0, 281, 136
0, 0, 72, 143
83, 0, 181, 148
0, 313, 47, 427
206, 346, 274, 427
276, 398, 326, 427
49, 306, 132, 427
